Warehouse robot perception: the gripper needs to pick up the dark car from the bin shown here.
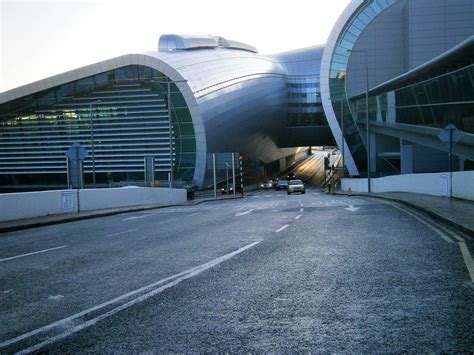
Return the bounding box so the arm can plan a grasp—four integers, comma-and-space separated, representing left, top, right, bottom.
221, 184, 242, 194
275, 180, 288, 190
286, 172, 296, 180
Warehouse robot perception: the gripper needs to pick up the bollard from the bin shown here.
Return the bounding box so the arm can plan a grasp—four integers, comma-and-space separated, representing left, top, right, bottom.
348, 187, 352, 196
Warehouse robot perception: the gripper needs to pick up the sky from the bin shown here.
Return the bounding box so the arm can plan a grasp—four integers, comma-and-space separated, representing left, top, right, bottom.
0, 0, 351, 93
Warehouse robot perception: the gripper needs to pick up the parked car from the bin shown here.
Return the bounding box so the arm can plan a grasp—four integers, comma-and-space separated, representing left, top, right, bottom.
260, 179, 273, 189
287, 179, 305, 195
275, 180, 289, 190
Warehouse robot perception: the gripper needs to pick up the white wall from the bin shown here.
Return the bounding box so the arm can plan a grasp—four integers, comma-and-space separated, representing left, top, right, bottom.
0, 187, 187, 222
79, 187, 186, 211
0, 190, 70, 222
341, 171, 474, 201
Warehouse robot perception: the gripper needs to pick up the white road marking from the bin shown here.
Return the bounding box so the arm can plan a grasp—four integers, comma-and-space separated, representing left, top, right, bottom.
344, 205, 360, 212
3, 290, 13, 294
252, 196, 259, 198
188, 212, 202, 217
235, 209, 255, 217
48, 295, 64, 301
295, 215, 301, 220
107, 229, 138, 237
0, 241, 261, 353
276, 225, 289, 233
159, 218, 178, 224
300, 208, 304, 212
123, 214, 154, 221
0, 245, 68, 262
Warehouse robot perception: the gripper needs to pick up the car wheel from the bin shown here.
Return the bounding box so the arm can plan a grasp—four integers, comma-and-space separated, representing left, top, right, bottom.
287, 191, 291, 195
302, 191, 306, 194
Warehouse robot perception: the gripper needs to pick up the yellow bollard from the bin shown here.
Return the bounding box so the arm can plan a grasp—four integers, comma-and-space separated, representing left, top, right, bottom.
348, 187, 352, 196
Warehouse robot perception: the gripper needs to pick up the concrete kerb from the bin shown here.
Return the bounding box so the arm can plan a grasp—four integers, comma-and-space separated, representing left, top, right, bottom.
0, 195, 243, 235
335, 191, 474, 238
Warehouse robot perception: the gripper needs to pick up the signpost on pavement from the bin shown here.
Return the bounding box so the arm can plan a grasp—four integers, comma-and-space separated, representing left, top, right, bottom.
66, 142, 88, 211
438, 124, 464, 198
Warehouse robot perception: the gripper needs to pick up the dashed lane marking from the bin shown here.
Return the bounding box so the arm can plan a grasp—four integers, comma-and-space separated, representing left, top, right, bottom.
0, 241, 262, 353
295, 215, 301, 220
235, 209, 255, 217
0, 245, 69, 262
276, 225, 289, 233
188, 212, 202, 217
159, 219, 178, 224
300, 208, 304, 212
123, 214, 154, 221
107, 229, 138, 237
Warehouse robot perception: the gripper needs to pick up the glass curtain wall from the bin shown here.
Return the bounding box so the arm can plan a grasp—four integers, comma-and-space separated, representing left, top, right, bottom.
328, 0, 397, 174
287, 80, 327, 127
352, 64, 474, 133
0, 65, 196, 190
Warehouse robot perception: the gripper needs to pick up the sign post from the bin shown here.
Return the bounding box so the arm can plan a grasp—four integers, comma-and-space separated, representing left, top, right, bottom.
438, 124, 463, 198
66, 142, 88, 212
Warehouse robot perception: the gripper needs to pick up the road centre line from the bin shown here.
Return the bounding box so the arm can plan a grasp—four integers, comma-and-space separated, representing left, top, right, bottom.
235, 209, 255, 217
0, 241, 261, 353
107, 229, 138, 237
295, 215, 301, 220
159, 218, 178, 224
276, 225, 289, 233
123, 214, 154, 221
188, 212, 202, 217
0, 245, 68, 262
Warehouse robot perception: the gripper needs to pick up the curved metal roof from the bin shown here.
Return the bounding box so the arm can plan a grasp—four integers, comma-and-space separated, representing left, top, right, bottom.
158, 34, 258, 53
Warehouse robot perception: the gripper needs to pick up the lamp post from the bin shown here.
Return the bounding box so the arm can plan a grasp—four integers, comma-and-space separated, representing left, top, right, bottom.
89, 100, 102, 188
149, 78, 188, 189
341, 100, 345, 175
347, 49, 371, 193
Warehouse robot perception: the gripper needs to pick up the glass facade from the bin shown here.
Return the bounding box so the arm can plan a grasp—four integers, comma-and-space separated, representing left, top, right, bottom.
286, 80, 327, 127
352, 64, 474, 133
328, 0, 397, 173
0, 65, 196, 189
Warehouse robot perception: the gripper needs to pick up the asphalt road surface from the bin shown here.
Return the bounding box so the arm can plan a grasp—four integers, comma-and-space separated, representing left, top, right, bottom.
1, 188, 473, 352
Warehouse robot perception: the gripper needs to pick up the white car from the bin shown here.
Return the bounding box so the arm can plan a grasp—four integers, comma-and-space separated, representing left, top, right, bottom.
287, 179, 305, 195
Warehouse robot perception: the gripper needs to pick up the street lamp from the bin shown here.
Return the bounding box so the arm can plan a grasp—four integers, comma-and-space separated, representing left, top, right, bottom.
347, 49, 371, 193
89, 99, 102, 188
149, 78, 188, 188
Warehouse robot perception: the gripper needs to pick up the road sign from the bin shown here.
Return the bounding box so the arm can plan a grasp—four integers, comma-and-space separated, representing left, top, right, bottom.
437, 124, 463, 198
438, 124, 463, 145
66, 142, 88, 162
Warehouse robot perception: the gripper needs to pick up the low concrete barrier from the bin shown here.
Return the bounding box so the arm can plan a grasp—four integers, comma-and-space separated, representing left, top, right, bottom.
342, 171, 474, 201
0, 187, 187, 222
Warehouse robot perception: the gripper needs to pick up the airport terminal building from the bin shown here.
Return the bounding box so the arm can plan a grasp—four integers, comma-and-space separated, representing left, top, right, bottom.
0, 0, 473, 191
321, 0, 474, 177
0, 35, 330, 190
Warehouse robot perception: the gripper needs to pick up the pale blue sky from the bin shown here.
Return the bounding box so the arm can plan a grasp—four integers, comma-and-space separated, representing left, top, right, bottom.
0, 0, 351, 92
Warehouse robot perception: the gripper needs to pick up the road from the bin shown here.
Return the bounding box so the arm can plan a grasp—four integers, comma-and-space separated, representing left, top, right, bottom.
1, 188, 473, 352
288, 151, 340, 186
